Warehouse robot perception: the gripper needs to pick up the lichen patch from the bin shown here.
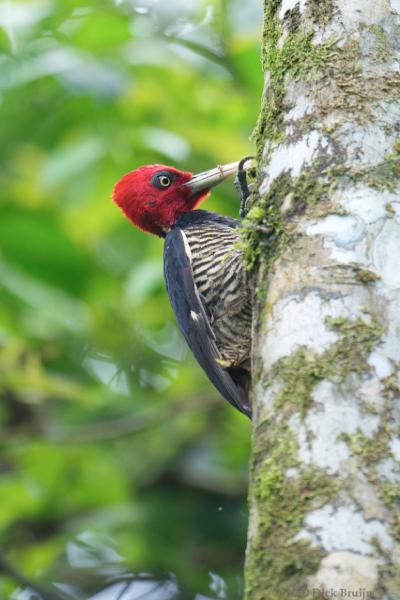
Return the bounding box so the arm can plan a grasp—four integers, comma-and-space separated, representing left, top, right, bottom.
261, 131, 328, 193
372, 220, 400, 289
296, 502, 394, 553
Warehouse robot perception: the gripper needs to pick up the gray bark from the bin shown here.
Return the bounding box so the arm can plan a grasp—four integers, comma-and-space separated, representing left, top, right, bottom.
245, 1, 400, 598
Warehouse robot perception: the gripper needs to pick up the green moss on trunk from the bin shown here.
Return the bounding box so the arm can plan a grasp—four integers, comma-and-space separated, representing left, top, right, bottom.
245, 423, 339, 599
271, 316, 383, 415
308, 0, 335, 26
246, 316, 385, 597
341, 428, 391, 466
355, 269, 381, 284
271, 317, 384, 416
241, 161, 334, 272
242, 140, 400, 273
254, 22, 337, 150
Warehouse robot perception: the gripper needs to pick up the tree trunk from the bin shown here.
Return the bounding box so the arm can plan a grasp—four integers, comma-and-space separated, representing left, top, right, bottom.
244, 1, 400, 599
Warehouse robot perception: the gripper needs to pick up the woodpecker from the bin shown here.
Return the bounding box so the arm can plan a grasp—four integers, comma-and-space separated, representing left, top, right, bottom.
112, 159, 253, 418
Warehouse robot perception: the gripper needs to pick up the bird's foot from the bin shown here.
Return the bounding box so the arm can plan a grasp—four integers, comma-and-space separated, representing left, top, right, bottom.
234, 156, 257, 219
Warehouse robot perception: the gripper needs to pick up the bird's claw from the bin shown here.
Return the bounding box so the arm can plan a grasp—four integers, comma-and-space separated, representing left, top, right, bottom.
234, 156, 256, 218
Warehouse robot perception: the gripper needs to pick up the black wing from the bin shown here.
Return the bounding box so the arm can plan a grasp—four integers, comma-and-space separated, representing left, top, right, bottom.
163, 226, 251, 418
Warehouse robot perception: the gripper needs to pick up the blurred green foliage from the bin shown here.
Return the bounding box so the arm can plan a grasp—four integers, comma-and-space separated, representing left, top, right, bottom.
0, 0, 262, 597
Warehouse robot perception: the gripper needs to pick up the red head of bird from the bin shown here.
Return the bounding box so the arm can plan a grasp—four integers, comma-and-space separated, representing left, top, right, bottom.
112, 161, 239, 237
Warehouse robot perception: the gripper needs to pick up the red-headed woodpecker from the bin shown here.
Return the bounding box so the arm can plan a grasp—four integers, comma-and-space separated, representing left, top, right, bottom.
113, 160, 252, 418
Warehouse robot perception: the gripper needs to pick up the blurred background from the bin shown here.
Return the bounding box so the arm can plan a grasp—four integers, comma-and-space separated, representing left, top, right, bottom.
0, 0, 262, 598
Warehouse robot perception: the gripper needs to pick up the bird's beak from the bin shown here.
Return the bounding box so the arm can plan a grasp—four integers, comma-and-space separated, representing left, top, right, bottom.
184, 161, 241, 195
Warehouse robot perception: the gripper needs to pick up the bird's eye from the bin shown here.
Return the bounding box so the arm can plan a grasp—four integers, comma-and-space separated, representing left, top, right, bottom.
151, 170, 175, 190
159, 175, 171, 187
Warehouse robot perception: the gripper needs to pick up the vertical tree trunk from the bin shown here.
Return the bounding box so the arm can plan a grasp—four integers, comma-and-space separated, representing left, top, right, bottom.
245, 1, 400, 598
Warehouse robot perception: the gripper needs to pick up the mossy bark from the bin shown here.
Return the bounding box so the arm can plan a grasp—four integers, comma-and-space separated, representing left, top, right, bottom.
245, 1, 400, 598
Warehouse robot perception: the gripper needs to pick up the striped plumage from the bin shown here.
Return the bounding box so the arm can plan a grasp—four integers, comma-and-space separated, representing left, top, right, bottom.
176, 211, 251, 369
164, 209, 252, 417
